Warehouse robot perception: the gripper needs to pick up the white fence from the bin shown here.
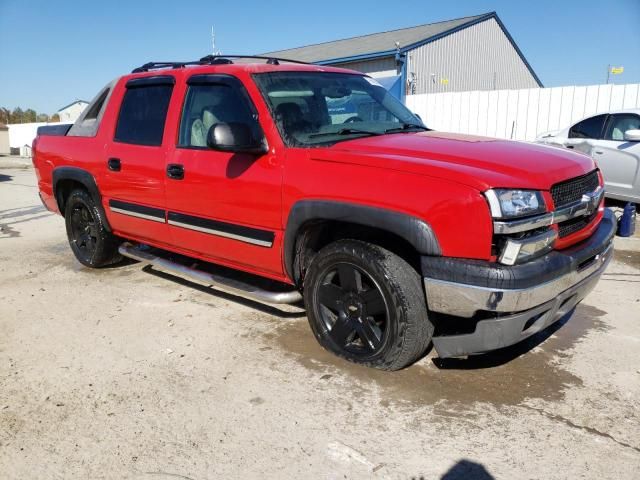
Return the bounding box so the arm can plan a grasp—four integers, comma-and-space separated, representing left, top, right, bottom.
7, 122, 50, 148
406, 83, 640, 142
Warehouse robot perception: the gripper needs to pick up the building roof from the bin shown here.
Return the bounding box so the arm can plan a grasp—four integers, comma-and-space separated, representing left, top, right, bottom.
262, 13, 491, 63
57, 100, 89, 113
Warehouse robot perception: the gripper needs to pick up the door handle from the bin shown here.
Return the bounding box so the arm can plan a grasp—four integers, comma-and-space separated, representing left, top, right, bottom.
167, 164, 185, 180
566, 145, 574, 149
594, 150, 604, 155
107, 158, 121, 171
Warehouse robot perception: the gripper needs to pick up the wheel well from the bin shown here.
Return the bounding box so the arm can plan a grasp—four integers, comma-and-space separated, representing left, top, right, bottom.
292, 220, 421, 285
55, 179, 86, 215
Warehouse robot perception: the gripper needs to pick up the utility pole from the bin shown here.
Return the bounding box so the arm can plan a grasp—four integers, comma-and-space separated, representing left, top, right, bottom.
211, 27, 221, 55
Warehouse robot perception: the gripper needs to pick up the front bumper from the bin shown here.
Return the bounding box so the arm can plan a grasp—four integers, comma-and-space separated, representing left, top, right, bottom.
422, 208, 616, 358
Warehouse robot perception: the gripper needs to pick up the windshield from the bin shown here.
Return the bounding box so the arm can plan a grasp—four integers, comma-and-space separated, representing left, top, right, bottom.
252, 72, 426, 146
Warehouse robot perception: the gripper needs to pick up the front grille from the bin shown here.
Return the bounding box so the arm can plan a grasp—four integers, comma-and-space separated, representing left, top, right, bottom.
551, 170, 599, 208
558, 211, 598, 238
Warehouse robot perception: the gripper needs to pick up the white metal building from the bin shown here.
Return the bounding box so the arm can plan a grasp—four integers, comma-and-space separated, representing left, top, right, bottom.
0, 124, 9, 155
57, 100, 89, 123
263, 12, 541, 99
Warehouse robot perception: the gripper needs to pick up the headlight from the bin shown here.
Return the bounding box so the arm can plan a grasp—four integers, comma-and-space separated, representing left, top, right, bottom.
485, 189, 546, 219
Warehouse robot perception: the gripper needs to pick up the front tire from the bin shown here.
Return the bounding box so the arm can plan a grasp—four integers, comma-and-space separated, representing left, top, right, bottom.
303, 240, 433, 370
65, 189, 121, 268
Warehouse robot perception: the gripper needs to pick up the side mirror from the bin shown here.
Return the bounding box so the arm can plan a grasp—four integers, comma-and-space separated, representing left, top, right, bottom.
623, 129, 640, 142
207, 122, 267, 154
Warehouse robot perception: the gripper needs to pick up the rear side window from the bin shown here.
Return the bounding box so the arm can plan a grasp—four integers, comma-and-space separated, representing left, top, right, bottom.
115, 80, 174, 146
568, 114, 607, 139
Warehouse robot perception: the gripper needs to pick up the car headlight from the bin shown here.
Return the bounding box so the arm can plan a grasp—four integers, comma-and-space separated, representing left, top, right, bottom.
485, 189, 546, 219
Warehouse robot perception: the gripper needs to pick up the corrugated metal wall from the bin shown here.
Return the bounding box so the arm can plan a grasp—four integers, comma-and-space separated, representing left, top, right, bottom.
334, 57, 398, 78
407, 17, 539, 94
406, 83, 640, 141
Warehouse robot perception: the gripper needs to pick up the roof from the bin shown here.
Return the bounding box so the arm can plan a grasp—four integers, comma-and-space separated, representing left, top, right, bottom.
262, 13, 492, 63
57, 100, 89, 113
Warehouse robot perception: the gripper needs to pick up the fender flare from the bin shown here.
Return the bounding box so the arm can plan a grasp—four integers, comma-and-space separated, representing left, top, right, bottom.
52, 166, 112, 231
283, 200, 441, 280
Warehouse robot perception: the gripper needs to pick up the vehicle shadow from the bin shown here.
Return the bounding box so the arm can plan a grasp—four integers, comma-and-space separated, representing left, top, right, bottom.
0, 174, 13, 182
432, 308, 575, 370
226, 153, 257, 179
439, 459, 495, 479
141, 265, 307, 319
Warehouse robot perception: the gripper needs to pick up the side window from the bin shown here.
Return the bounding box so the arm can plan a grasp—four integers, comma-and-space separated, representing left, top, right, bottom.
115, 83, 173, 146
568, 114, 607, 139
604, 114, 640, 141
179, 82, 261, 147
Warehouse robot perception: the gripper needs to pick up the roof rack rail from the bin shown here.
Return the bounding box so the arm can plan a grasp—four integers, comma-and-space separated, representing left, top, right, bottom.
131, 55, 310, 73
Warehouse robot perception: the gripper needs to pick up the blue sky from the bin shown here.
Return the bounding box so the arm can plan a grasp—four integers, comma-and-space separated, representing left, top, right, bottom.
1, 0, 638, 114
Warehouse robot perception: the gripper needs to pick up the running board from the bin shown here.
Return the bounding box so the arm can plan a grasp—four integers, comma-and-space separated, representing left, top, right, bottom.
118, 243, 303, 305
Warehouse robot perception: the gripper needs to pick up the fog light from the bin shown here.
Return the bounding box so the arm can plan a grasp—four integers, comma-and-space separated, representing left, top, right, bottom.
499, 230, 557, 265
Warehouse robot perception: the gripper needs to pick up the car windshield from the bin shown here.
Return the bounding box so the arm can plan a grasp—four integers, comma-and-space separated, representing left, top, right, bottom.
252, 71, 426, 146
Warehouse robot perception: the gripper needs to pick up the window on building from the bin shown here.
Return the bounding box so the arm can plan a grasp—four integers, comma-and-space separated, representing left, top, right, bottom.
115, 83, 173, 146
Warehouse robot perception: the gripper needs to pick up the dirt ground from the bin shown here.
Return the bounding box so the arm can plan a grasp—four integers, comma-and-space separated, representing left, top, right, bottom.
1, 167, 640, 479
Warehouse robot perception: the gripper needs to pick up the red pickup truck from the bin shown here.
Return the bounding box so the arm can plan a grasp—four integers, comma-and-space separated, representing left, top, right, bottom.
33, 55, 615, 370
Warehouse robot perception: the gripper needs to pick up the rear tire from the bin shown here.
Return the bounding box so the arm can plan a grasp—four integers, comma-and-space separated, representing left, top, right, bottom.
303, 239, 433, 370
65, 189, 121, 268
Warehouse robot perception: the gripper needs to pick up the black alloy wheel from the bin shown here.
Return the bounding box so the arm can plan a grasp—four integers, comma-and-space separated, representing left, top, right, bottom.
64, 189, 121, 267
69, 202, 98, 258
316, 262, 389, 356
304, 240, 433, 370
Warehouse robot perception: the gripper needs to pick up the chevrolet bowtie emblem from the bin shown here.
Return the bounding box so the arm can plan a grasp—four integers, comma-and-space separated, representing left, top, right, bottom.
582, 189, 602, 216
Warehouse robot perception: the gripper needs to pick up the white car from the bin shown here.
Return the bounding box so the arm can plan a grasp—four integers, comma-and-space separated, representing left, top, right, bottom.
536, 109, 640, 203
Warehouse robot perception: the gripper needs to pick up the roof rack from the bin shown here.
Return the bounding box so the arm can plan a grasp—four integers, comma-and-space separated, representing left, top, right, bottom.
131, 55, 310, 73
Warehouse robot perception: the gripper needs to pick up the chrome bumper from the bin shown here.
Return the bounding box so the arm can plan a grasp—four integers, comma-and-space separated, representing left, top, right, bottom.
424, 243, 612, 318
421, 208, 617, 358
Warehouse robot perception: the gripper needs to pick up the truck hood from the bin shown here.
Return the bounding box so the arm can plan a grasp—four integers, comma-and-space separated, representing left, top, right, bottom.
312, 131, 596, 191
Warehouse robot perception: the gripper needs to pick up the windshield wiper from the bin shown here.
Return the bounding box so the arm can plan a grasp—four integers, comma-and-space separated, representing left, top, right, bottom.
308, 128, 383, 139
384, 123, 430, 134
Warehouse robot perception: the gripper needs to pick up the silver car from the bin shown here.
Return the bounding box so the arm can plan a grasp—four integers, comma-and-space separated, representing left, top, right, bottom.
536, 109, 640, 203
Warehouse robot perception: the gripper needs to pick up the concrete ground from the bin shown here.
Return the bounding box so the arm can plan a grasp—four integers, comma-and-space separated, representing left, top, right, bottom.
1, 167, 639, 479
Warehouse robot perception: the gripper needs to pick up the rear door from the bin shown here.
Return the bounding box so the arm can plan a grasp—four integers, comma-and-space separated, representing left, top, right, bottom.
100, 76, 175, 244
564, 114, 608, 155
164, 74, 284, 277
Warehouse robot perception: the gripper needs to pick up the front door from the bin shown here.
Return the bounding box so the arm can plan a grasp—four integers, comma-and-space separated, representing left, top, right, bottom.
591, 113, 640, 202
164, 74, 284, 278
101, 76, 175, 244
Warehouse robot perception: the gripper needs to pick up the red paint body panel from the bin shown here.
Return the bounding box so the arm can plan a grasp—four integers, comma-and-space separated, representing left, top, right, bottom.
32, 62, 603, 284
